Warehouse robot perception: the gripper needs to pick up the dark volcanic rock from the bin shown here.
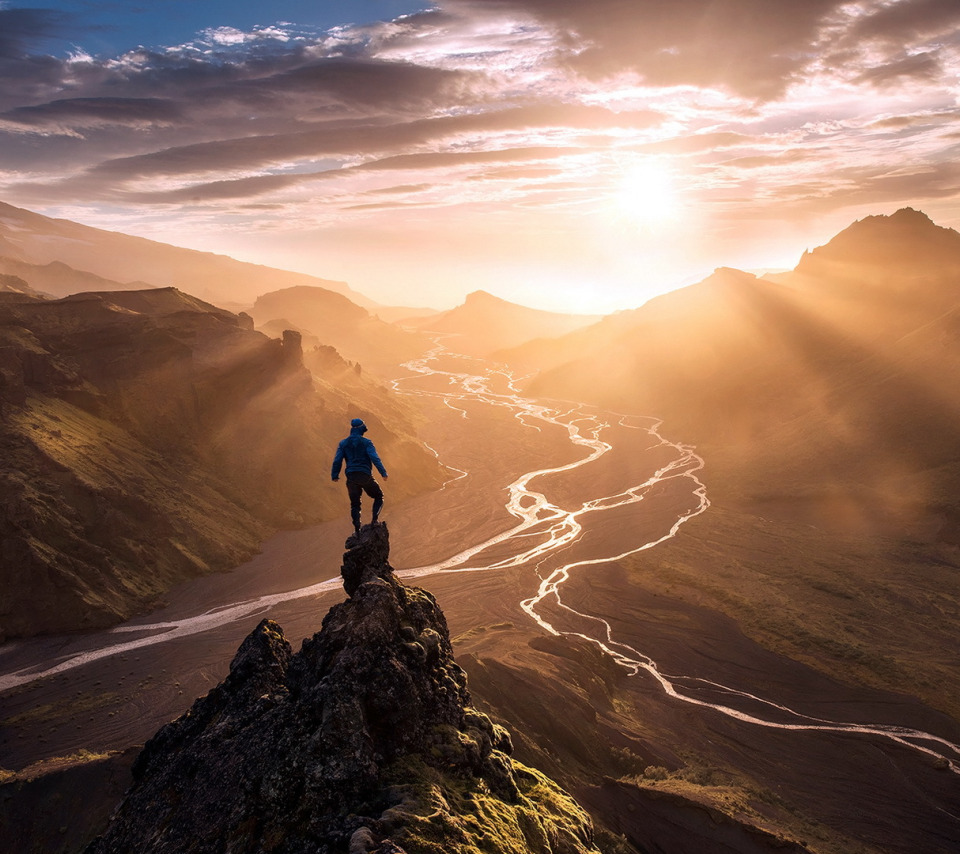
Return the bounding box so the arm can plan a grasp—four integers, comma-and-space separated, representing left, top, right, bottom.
86, 525, 600, 854
341, 523, 394, 595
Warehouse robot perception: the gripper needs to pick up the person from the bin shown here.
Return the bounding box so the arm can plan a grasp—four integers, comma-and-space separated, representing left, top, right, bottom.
331, 417, 388, 534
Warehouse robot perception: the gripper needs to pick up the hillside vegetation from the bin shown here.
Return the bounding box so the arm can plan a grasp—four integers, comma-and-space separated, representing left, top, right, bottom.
0, 288, 442, 639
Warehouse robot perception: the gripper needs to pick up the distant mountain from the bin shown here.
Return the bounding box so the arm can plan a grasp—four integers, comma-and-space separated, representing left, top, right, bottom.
407, 290, 601, 355
793, 206, 960, 285
0, 199, 439, 371
0, 288, 444, 639
0, 271, 46, 299
249, 285, 431, 372
513, 209, 960, 541
0, 200, 371, 307
0, 255, 153, 300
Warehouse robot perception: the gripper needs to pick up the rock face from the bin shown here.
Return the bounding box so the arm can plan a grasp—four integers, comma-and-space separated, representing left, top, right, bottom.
86, 524, 600, 854
0, 288, 444, 639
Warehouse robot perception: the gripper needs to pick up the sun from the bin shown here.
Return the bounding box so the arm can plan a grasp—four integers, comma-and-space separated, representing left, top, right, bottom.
611, 160, 681, 229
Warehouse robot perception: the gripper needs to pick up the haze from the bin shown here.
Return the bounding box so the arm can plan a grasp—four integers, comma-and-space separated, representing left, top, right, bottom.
2, 1, 959, 312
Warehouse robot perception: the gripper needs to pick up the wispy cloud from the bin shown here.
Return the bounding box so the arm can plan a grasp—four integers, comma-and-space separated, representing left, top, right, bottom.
1, 0, 959, 309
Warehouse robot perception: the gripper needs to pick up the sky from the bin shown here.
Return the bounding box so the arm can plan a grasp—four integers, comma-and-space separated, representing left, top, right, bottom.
1, 1, 960, 312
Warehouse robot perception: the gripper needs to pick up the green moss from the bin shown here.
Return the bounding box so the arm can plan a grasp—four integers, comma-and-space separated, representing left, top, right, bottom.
591, 828, 636, 854
1, 692, 120, 727
382, 756, 598, 854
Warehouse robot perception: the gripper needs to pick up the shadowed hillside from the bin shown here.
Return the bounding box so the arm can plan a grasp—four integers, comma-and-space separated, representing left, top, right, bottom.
0, 272, 46, 299
496, 208, 960, 732
513, 209, 960, 541
0, 288, 443, 639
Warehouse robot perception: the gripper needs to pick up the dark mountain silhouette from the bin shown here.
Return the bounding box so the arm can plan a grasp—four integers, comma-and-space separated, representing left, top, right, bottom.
407, 290, 601, 355
0, 200, 371, 307
84, 525, 602, 854
0, 530, 817, 854
249, 286, 430, 373
0, 288, 443, 639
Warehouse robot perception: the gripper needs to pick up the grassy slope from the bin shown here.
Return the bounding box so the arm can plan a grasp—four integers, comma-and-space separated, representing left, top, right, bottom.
0, 293, 445, 638
626, 507, 960, 723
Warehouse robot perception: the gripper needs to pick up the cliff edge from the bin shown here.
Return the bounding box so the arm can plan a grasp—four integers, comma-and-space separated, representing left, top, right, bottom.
86, 524, 601, 854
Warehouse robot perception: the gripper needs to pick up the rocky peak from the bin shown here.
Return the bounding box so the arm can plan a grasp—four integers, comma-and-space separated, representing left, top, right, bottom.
796, 206, 960, 280
86, 524, 600, 854
280, 328, 303, 363
463, 289, 502, 305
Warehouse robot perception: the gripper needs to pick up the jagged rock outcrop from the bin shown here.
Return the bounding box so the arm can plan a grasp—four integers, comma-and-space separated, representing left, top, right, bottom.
86, 524, 600, 854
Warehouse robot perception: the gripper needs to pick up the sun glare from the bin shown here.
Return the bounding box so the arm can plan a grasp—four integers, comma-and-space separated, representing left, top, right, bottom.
612, 160, 681, 229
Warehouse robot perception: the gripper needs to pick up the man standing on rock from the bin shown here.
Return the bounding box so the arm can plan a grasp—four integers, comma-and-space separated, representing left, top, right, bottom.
331, 417, 388, 534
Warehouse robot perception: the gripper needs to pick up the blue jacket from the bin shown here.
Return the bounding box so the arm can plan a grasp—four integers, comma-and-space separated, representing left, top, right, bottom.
331, 426, 387, 479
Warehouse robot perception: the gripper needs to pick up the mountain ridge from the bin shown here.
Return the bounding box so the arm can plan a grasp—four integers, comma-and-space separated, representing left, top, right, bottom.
496, 206, 960, 732
0, 200, 370, 308
0, 288, 444, 639
407, 288, 601, 355
511, 208, 960, 534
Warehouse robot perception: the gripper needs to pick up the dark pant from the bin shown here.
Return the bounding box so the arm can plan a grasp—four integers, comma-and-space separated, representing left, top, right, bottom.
346, 473, 384, 527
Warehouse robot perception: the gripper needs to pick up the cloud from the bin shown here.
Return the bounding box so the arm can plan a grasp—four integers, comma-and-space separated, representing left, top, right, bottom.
867, 110, 960, 131
817, 1, 960, 91
442, 0, 844, 100
767, 160, 960, 214
90, 144, 585, 204
634, 132, 752, 156
720, 150, 813, 170
51, 102, 658, 188
128, 172, 307, 203
850, 0, 960, 43
242, 56, 475, 111
351, 145, 584, 173
3, 0, 960, 311
854, 52, 943, 87
0, 96, 183, 130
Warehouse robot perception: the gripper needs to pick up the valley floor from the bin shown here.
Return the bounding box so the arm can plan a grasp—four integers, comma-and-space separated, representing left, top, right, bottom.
2, 350, 959, 854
